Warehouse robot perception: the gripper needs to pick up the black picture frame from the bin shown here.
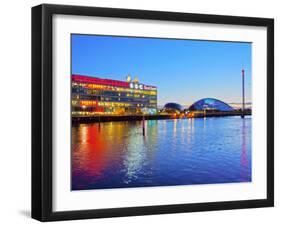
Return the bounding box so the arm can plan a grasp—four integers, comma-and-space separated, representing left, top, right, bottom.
32, 4, 274, 222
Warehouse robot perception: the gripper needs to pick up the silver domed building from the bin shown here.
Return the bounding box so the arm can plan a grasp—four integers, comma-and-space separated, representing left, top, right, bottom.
162, 102, 184, 114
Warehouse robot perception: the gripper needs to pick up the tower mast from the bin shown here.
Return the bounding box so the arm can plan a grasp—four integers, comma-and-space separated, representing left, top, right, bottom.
241, 68, 245, 118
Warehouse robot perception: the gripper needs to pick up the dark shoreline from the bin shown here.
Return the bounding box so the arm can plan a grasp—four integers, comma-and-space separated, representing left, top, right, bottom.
72, 111, 251, 123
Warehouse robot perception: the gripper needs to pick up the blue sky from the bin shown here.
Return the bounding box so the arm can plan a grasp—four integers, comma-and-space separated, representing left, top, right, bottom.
72, 34, 251, 106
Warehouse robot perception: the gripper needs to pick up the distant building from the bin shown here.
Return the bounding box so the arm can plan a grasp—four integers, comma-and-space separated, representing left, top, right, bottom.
162, 102, 184, 114
228, 102, 252, 110
72, 74, 157, 116
188, 98, 234, 112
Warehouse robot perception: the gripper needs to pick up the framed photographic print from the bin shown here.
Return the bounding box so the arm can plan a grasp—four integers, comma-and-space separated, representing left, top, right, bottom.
32, 4, 274, 221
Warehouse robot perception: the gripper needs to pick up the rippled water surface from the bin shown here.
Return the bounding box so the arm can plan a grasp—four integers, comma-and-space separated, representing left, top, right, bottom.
72, 117, 251, 190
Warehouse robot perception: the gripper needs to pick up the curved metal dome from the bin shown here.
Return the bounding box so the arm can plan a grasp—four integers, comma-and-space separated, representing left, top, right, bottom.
163, 102, 184, 113
188, 98, 234, 112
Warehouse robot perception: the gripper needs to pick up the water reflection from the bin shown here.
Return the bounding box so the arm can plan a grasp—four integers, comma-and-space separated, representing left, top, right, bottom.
72, 117, 252, 190
240, 119, 251, 181
123, 129, 146, 183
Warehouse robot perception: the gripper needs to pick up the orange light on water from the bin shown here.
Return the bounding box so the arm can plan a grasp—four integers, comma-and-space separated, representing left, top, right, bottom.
80, 100, 98, 106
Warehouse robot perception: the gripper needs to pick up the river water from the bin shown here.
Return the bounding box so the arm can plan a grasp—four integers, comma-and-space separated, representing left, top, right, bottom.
72, 116, 251, 190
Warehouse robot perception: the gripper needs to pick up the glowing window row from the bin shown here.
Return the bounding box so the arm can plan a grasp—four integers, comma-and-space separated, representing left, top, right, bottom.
72, 100, 156, 108
72, 82, 157, 95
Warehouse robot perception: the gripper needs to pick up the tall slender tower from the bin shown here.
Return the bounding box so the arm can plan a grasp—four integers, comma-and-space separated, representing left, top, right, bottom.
241, 68, 245, 118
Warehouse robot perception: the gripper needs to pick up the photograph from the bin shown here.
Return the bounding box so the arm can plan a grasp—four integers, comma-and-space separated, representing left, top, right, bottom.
71, 34, 252, 191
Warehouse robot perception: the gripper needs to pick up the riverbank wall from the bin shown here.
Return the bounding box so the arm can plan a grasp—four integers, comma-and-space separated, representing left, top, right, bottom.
72, 111, 251, 123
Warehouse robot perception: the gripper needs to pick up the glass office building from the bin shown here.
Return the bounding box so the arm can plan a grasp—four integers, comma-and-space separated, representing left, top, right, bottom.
72, 74, 157, 116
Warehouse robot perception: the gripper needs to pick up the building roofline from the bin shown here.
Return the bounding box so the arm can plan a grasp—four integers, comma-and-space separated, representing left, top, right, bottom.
72, 74, 157, 89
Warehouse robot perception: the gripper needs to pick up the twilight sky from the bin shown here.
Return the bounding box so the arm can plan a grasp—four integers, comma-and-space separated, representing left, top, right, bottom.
71, 34, 252, 106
